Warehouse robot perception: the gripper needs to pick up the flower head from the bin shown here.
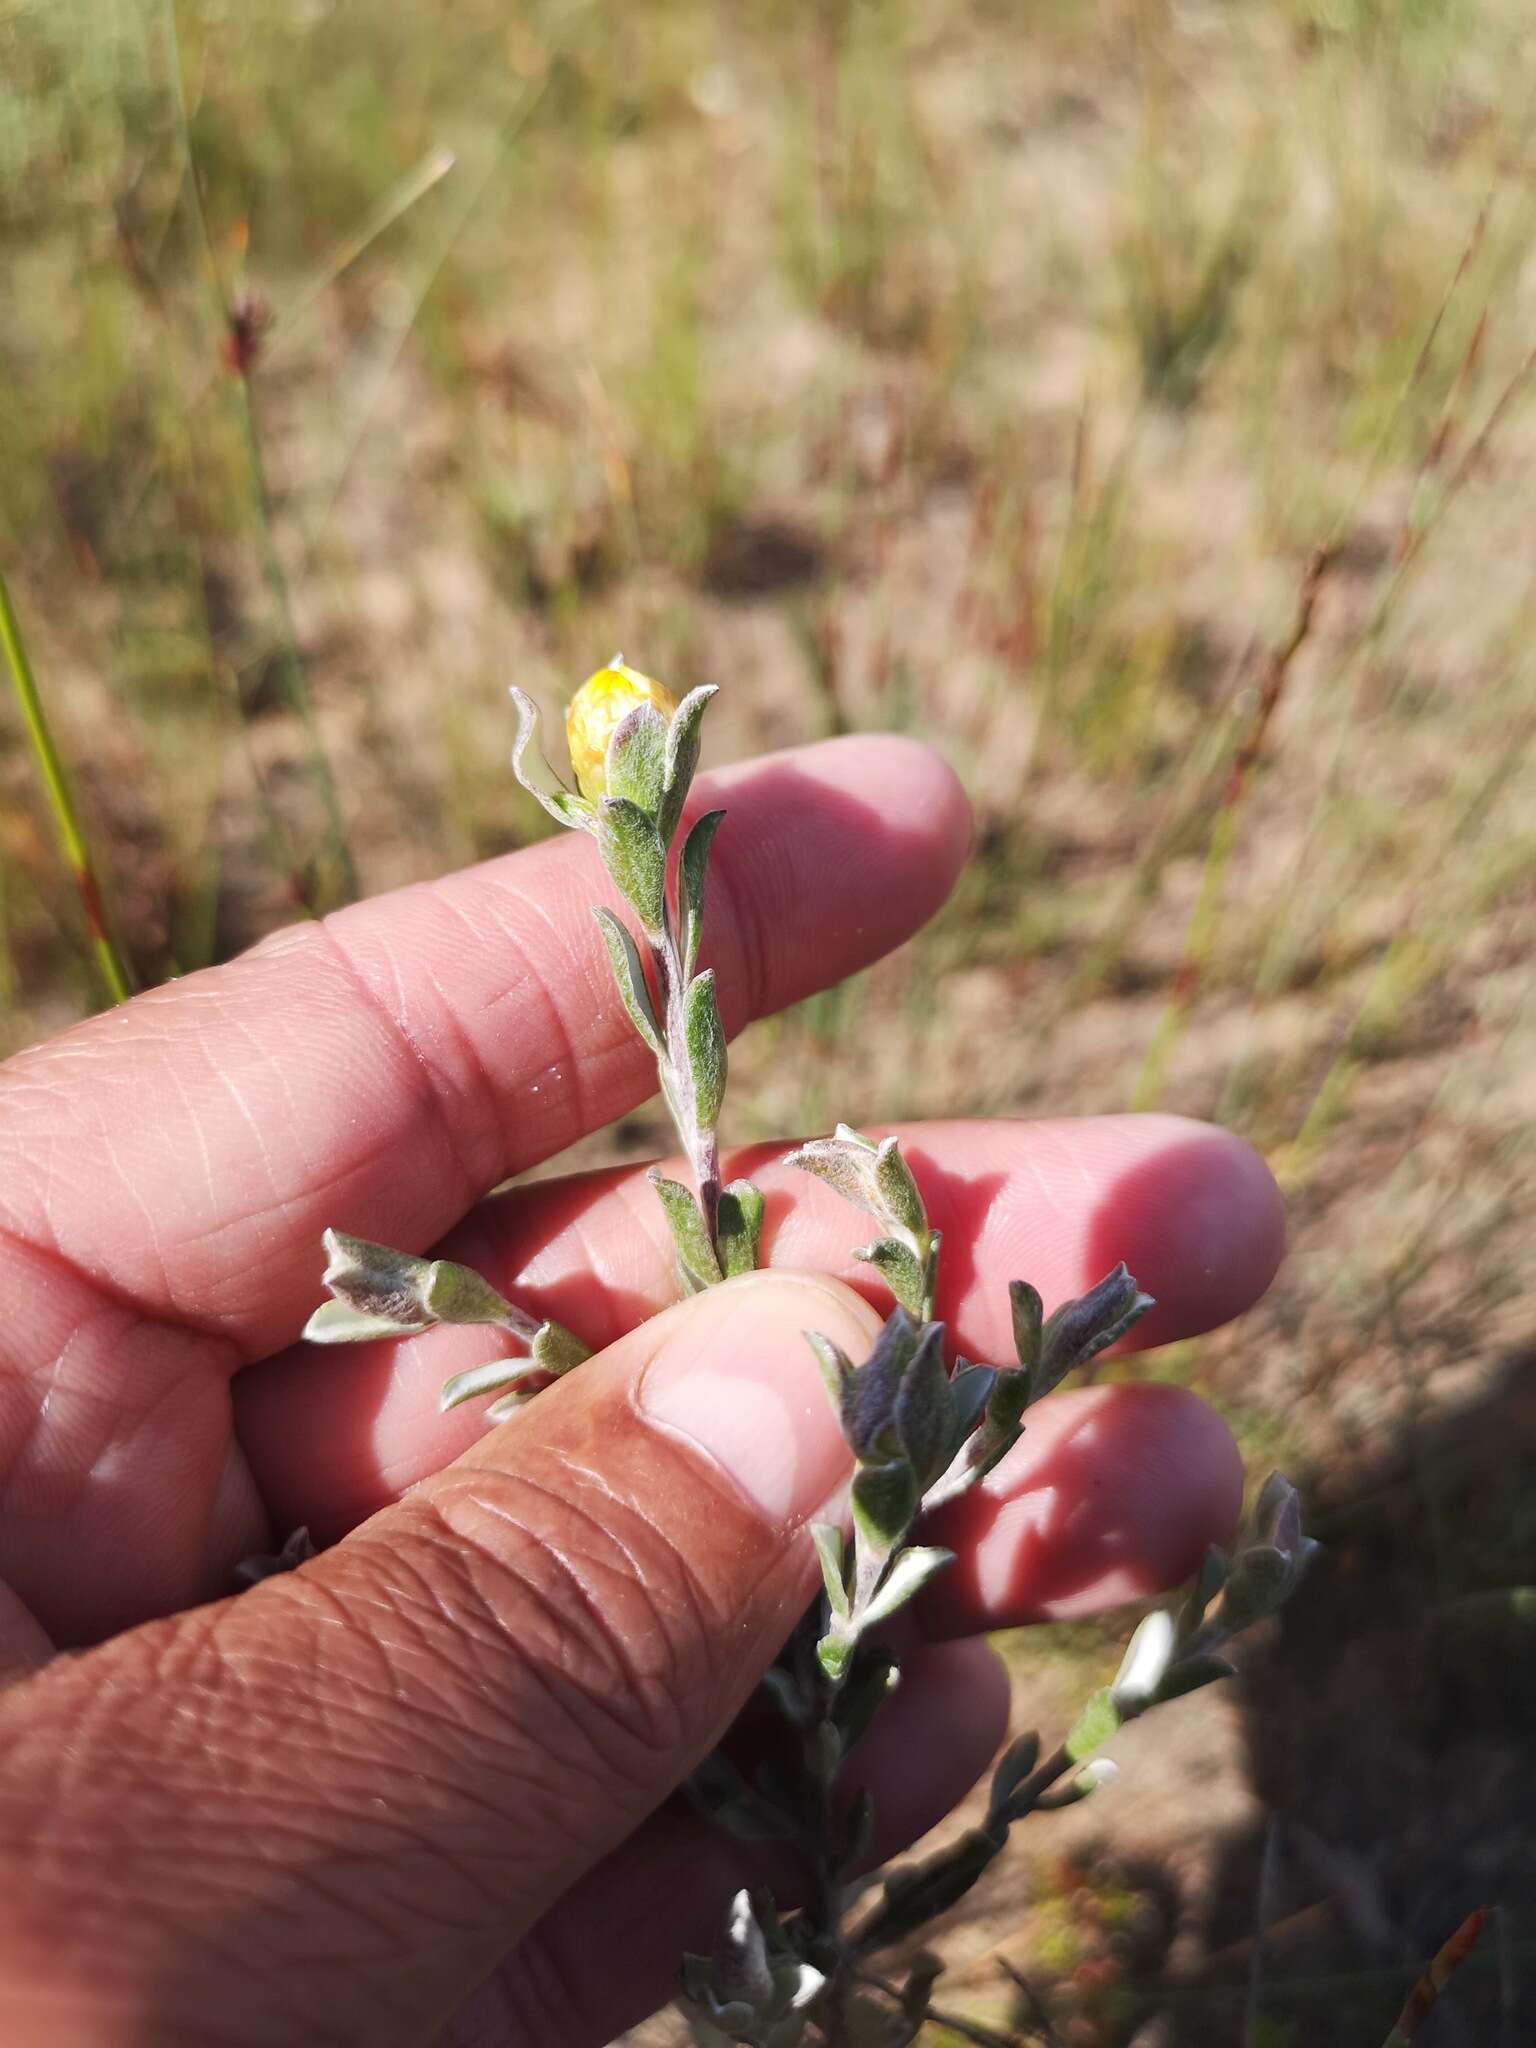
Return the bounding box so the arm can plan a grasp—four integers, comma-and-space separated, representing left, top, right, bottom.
566, 658, 678, 801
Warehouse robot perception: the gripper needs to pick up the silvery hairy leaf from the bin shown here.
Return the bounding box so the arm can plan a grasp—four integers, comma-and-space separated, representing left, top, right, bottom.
306, 1231, 538, 1343
785, 1129, 929, 1257
531, 1319, 592, 1375
304, 1297, 420, 1344
890, 1322, 952, 1490
592, 906, 662, 1056
680, 808, 725, 979
1153, 1650, 1238, 1703
861, 1827, 1002, 1954
659, 684, 719, 846
717, 1179, 765, 1278
857, 1545, 954, 1632
424, 1258, 520, 1328
851, 1457, 920, 1559
853, 1236, 927, 1323
1035, 1758, 1119, 1810
815, 1310, 914, 1458
1036, 1261, 1154, 1396
683, 969, 728, 1128
598, 795, 667, 933
650, 1171, 724, 1292
509, 686, 595, 831
704, 1888, 774, 2009
987, 1731, 1041, 1823
973, 1364, 1030, 1473
1213, 1543, 1296, 1633
604, 702, 668, 815
1110, 1608, 1177, 1712
305, 1231, 438, 1339
1009, 1279, 1043, 1375
806, 1329, 855, 1417
1251, 1471, 1313, 1565
942, 1361, 997, 1467
812, 1522, 850, 1621
438, 1356, 547, 1412
680, 1890, 824, 2048
1209, 1473, 1319, 1636
872, 1138, 926, 1241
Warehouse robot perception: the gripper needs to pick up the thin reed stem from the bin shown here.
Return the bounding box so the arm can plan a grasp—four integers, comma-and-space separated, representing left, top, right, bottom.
0, 566, 133, 1005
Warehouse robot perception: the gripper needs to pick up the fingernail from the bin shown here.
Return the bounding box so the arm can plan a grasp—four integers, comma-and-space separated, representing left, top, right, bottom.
639, 1272, 877, 1527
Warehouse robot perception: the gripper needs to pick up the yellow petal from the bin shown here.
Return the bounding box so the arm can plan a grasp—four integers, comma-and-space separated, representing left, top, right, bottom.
565, 660, 679, 801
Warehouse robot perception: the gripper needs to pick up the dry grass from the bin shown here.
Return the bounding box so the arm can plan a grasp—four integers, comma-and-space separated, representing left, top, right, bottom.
3, 0, 1535, 2040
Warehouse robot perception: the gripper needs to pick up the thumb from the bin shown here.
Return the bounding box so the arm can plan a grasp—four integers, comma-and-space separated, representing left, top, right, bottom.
0, 1271, 877, 2047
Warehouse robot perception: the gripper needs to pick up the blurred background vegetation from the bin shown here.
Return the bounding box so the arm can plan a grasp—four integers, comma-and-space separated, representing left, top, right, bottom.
2, 1, 1533, 2042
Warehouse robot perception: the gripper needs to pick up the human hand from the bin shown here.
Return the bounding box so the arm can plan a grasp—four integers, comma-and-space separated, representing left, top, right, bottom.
0, 736, 1283, 2045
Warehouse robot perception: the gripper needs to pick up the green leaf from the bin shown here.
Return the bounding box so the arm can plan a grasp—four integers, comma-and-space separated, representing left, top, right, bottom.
439, 1356, 546, 1412
862, 1828, 1002, 1953
1065, 1686, 1122, 1763
941, 1362, 996, 1470
659, 683, 718, 844
303, 1298, 420, 1344
891, 1322, 952, 1488
1009, 1279, 1043, 1375
1036, 1757, 1119, 1809
873, 1136, 927, 1241
531, 1321, 591, 1374
1039, 1263, 1154, 1390
817, 1631, 854, 1683
424, 1259, 514, 1326
1110, 1608, 1176, 1710
839, 1308, 918, 1458
851, 1457, 919, 1557
1217, 1542, 1295, 1631
860, 1545, 954, 1631
987, 1731, 1041, 1820
1154, 1651, 1238, 1703
591, 906, 662, 1056
649, 1171, 724, 1291
604, 702, 668, 815
683, 970, 728, 1129
805, 1330, 855, 1424
854, 1236, 927, 1320
316, 1229, 435, 1329
679, 808, 725, 979
831, 1645, 897, 1751
509, 686, 594, 831
812, 1521, 850, 1620
598, 796, 666, 933
716, 1179, 764, 1277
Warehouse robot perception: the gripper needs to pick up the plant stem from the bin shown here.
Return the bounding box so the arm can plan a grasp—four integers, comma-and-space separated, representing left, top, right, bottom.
0, 566, 132, 1005
650, 907, 721, 1249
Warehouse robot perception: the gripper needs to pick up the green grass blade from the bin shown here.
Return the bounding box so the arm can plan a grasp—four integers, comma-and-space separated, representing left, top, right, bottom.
0, 567, 132, 1006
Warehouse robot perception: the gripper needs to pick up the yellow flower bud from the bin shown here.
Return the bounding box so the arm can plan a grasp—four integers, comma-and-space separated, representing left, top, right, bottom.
565, 661, 678, 802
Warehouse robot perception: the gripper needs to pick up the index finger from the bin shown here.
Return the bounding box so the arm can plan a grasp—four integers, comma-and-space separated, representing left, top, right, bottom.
0, 736, 969, 1358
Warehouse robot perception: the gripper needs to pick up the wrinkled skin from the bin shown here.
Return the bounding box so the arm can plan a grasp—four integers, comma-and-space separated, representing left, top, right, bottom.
0, 736, 1283, 2046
